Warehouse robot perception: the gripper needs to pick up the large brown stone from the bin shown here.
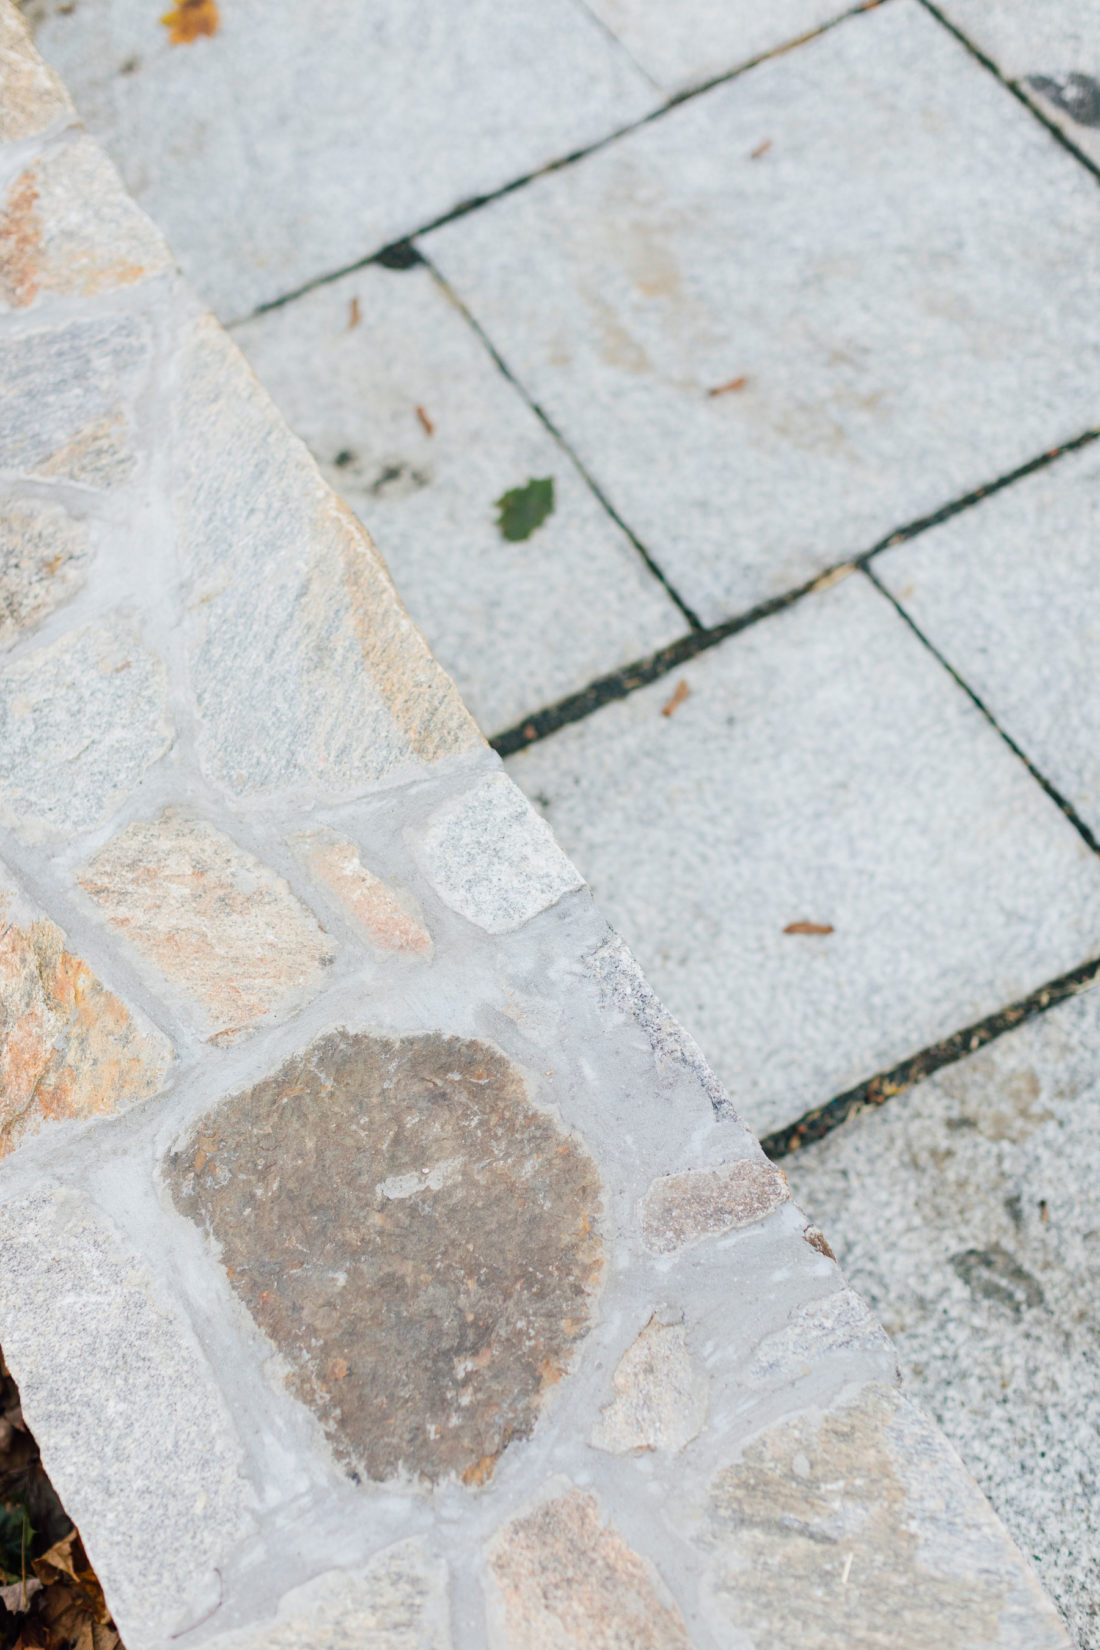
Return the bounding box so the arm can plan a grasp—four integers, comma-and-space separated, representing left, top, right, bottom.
164, 1030, 603, 1486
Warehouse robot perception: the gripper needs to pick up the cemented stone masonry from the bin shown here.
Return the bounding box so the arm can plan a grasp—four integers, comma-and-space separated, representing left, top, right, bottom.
0, 9, 1073, 1647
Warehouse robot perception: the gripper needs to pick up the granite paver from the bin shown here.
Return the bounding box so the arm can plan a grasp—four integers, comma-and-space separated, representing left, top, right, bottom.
784, 980, 1100, 1648
877, 440, 1100, 843
507, 574, 1100, 1137
426, 0, 1100, 625
233, 263, 683, 735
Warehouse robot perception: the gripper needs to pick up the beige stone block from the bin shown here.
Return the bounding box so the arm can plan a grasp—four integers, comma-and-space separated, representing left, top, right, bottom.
294, 830, 432, 958
590, 1316, 708, 1455
0, 495, 89, 646
640, 1159, 789, 1254
0, 4, 72, 147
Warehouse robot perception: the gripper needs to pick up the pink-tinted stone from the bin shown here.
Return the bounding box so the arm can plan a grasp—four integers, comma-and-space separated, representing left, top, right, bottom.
640, 1159, 789, 1254
294, 831, 432, 958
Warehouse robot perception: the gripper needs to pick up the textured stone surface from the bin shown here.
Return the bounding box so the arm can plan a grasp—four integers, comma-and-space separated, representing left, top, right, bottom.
0, 133, 170, 311
294, 830, 432, 958
0, 2, 71, 143
784, 983, 1100, 1647
206, 1541, 451, 1650
0, 494, 89, 645
641, 1160, 788, 1253
585, 0, 849, 92
0, 612, 171, 836
27, 0, 657, 319
77, 809, 334, 1039
878, 441, 1100, 841
487, 1487, 691, 1650
234, 264, 682, 735
165, 1030, 603, 1486
937, 0, 1100, 169
0, 313, 146, 486
0, 1186, 254, 1646
703, 1383, 1070, 1648
427, 0, 1100, 624
748, 1287, 896, 1384
0, 869, 171, 1157
416, 772, 584, 934
173, 316, 481, 800
590, 1317, 708, 1455
508, 575, 1100, 1136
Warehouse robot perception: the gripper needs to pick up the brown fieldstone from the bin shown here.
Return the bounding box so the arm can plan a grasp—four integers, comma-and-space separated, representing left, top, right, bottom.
487, 1486, 691, 1650
77, 809, 335, 1041
0, 879, 171, 1158
590, 1316, 708, 1456
0, 495, 89, 646
640, 1159, 789, 1254
164, 1030, 603, 1487
294, 831, 432, 958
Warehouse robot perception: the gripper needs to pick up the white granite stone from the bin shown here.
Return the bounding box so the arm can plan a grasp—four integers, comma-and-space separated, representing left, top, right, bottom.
233, 264, 683, 735
937, 0, 1100, 169
27, 0, 658, 320
784, 981, 1100, 1648
584, 0, 851, 93
427, 0, 1100, 625
877, 441, 1100, 843
414, 771, 583, 934
507, 574, 1100, 1136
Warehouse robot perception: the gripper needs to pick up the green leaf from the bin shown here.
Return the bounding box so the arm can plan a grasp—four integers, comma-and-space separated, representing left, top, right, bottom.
495, 477, 555, 543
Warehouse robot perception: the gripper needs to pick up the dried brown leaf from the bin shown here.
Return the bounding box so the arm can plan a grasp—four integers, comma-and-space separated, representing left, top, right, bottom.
660, 680, 690, 718
783, 921, 834, 936
160, 0, 219, 44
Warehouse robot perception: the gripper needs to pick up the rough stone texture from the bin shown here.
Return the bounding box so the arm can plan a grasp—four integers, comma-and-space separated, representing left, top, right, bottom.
0, 313, 146, 486
0, 133, 171, 312
508, 574, 1100, 1136
0, 868, 171, 1157
877, 440, 1100, 841
173, 316, 481, 800
0, 2, 71, 143
233, 263, 682, 736
0, 612, 172, 836
0, 1186, 254, 1646
641, 1160, 789, 1254
590, 1317, 708, 1455
415, 772, 584, 934
427, 0, 1100, 624
487, 1487, 691, 1650
294, 830, 432, 958
748, 1288, 896, 1384
27, 0, 657, 319
0, 494, 89, 645
703, 1382, 1070, 1649
165, 1030, 603, 1487
77, 809, 334, 1040
937, 0, 1100, 169
784, 982, 1100, 1647
585, 0, 850, 92
205, 1541, 451, 1650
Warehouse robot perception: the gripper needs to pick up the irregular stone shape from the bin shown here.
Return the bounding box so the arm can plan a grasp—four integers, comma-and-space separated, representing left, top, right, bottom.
416, 773, 584, 934
164, 1030, 603, 1486
590, 1316, 708, 1455
204, 1540, 451, 1650
0, 869, 171, 1158
0, 314, 146, 486
487, 1486, 691, 1650
77, 809, 334, 1041
702, 1383, 1070, 1649
0, 611, 172, 835
0, 1186, 254, 1646
748, 1288, 897, 1384
0, 134, 171, 311
294, 830, 432, 958
0, 494, 89, 645
173, 315, 480, 800
0, 3, 71, 144
641, 1159, 788, 1254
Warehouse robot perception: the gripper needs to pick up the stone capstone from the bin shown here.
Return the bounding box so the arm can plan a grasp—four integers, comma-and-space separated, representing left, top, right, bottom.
640, 1159, 789, 1254
164, 1030, 603, 1486
590, 1316, 708, 1456
486, 1486, 691, 1650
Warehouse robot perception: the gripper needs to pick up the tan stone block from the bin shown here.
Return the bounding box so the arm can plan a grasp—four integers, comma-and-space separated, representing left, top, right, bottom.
487, 1486, 691, 1650
0, 495, 89, 646
0, 872, 171, 1158
590, 1316, 708, 1455
77, 809, 335, 1042
294, 830, 432, 958
0, 4, 73, 147
0, 135, 172, 312
640, 1159, 789, 1254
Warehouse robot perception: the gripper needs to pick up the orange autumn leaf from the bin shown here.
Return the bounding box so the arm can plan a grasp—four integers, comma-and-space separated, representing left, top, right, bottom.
160, 0, 219, 45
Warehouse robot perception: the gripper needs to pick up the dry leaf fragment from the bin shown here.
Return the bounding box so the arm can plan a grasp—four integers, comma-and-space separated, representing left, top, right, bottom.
750, 139, 772, 159
783, 921, 834, 936
707, 376, 747, 398
415, 405, 434, 436
661, 680, 690, 718
160, 0, 219, 44
348, 297, 361, 330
